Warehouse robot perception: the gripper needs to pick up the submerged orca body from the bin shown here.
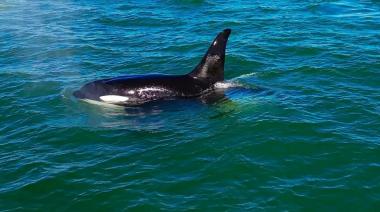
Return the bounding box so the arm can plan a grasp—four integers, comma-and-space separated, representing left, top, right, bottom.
73, 29, 231, 105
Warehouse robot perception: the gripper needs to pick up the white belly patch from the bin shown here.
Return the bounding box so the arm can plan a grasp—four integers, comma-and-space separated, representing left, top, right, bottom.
100, 95, 129, 103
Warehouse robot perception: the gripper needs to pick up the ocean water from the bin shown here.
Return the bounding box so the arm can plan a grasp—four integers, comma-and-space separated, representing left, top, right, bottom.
1, 0, 380, 210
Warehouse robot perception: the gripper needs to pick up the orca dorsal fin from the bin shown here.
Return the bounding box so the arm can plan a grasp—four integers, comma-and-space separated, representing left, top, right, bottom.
188, 29, 231, 83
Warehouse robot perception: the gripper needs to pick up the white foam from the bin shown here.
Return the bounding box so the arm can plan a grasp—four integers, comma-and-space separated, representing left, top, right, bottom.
214, 82, 241, 89
233, 72, 257, 80
100, 95, 129, 103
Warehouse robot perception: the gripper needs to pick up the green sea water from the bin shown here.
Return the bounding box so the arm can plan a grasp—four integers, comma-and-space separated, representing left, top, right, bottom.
1, 0, 380, 210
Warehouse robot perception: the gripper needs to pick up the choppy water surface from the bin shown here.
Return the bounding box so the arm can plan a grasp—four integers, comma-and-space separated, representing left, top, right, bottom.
1, 0, 380, 210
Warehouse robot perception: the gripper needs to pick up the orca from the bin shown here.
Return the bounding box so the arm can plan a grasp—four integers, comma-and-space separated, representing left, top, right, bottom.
73, 29, 231, 106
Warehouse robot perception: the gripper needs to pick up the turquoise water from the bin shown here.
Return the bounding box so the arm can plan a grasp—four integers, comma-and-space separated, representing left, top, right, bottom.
1, 0, 380, 210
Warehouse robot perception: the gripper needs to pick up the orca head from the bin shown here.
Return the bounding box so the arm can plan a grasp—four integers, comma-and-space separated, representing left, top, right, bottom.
188, 29, 231, 84
73, 81, 110, 101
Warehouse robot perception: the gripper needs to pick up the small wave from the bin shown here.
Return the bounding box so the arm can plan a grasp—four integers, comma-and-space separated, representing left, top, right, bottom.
232, 72, 257, 80
213, 72, 260, 90
214, 81, 243, 89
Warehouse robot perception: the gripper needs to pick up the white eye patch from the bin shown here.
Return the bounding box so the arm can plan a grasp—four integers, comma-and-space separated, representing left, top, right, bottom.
100, 95, 129, 103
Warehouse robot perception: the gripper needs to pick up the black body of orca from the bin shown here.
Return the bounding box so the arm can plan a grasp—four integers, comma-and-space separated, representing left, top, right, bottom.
73, 29, 231, 105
